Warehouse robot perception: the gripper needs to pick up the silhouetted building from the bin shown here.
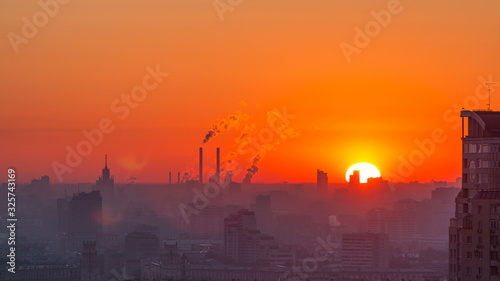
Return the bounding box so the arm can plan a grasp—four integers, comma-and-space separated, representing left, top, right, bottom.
81, 241, 99, 281
162, 242, 186, 278
95, 155, 114, 189
224, 209, 271, 265
317, 169, 328, 191
124, 231, 159, 277
349, 170, 360, 187
450, 110, 500, 280
56, 197, 69, 254
67, 191, 103, 252
31, 175, 50, 186
188, 206, 227, 238
125, 231, 160, 260
94, 155, 114, 202
342, 233, 389, 270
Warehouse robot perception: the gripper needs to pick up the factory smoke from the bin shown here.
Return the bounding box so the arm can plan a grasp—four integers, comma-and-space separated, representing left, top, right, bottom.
202, 111, 249, 144
240, 109, 299, 183
199, 107, 298, 183
243, 155, 260, 184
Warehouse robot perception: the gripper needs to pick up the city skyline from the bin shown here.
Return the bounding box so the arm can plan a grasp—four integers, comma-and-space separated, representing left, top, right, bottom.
2, 1, 500, 280
1, 1, 500, 184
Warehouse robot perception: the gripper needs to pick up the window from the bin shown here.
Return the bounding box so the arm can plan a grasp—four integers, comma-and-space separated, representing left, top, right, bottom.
467, 251, 472, 259
479, 174, 488, 183
463, 174, 468, 184
483, 144, 491, 153
467, 236, 473, 244
464, 159, 468, 168
470, 144, 477, 153
479, 206, 483, 214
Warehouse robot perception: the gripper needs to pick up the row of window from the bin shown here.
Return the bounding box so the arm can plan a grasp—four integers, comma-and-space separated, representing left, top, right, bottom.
464, 234, 500, 244
466, 251, 483, 259
462, 173, 500, 184
464, 143, 500, 153
450, 264, 499, 276
464, 159, 500, 168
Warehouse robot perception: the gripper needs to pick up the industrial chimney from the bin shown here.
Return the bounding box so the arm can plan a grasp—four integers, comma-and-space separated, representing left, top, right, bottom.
216, 147, 220, 183
199, 147, 203, 184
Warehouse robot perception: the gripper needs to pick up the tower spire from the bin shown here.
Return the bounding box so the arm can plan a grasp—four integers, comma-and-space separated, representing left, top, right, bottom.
105, 154, 108, 169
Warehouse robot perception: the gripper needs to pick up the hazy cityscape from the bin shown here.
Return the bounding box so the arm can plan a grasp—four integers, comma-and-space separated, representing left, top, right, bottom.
1, 141, 462, 280
2, 1, 500, 280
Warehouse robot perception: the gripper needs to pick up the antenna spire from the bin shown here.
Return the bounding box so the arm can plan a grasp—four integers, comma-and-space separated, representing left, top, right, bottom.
105, 154, 108, 169
486, 82, 497, 111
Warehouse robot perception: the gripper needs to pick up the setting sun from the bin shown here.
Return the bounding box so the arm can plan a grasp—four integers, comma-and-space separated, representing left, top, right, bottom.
345, 162, 381, 183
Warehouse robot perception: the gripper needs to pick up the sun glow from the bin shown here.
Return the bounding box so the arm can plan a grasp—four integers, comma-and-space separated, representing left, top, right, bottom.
345, 162, 381, 183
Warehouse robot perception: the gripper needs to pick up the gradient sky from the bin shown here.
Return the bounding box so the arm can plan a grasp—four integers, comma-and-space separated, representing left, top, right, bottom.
1, 0, 500, 184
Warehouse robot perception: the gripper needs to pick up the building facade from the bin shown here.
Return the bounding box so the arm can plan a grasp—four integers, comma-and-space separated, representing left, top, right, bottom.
341, 232, 389, 270
67, 191, 103, 252
450, 110, 500, 281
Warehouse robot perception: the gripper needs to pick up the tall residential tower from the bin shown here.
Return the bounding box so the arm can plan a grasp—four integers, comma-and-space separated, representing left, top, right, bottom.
450, 110, 500, 280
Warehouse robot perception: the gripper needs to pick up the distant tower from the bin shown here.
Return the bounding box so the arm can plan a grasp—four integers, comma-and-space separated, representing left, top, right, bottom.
317, 169, 328, 191
216, 147, 221, 183
81, 241, 99, 281
95, 155, 114, 205
96, 154, 114, 188
199, 147, 203, 184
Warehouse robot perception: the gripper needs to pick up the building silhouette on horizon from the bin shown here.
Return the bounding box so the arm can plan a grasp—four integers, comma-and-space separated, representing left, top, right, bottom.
317, 169, 328, 191
95, 154, 114, 190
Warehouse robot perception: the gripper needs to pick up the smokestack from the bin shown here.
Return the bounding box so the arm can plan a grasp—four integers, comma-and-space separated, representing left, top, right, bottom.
216, 147, 220, 183
199, 147, 203, 184
178, 172, 180, 184
169, 172, 172, 185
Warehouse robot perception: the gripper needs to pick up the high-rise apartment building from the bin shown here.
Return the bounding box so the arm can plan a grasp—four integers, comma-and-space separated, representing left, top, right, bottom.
67, 191, 103, 252
450, 110, 500, 280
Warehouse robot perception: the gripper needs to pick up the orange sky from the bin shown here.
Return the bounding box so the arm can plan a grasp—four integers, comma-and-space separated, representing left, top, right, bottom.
1, 0, 499, 184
